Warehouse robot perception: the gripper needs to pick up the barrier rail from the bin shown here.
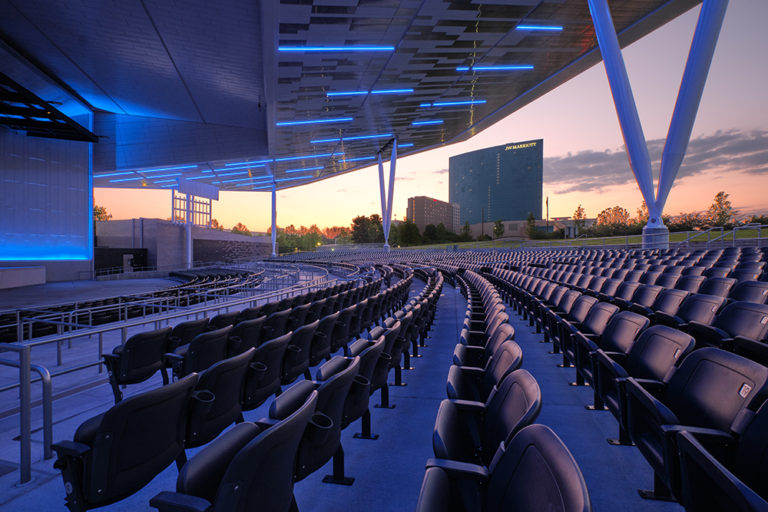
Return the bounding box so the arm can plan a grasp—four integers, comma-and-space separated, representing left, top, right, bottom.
0, 262, 338, 484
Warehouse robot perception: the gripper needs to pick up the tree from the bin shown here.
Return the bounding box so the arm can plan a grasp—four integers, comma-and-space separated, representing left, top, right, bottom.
526, 212, 536, 238
459, 221, 472, 242
398, 221, 422, 246
708, 191, 736, 227
636, 200, 649, 225
231, 222, 251, 236
351, 214, 384, 243
596, 206, 631, 226
668, 211, 706, 231
94, 205, 112, 221
422, 224, 438, 243
493, 220, 504, 239
572, 204, 586, 234
210, 218, 224, 230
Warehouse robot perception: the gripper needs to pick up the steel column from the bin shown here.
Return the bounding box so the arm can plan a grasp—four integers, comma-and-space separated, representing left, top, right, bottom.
588, 0, 656, 216
271, 181, 277, 257
185, 193, 193, 269
377, 140, 397, 251
656, 0, 728, 214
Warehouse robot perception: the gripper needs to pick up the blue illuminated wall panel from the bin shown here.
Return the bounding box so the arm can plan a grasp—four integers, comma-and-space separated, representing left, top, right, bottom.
0, 124, 92, 264
449, 140, 543, 225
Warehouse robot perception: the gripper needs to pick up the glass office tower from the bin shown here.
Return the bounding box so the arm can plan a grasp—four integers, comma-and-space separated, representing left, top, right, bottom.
449, 139, 543, 225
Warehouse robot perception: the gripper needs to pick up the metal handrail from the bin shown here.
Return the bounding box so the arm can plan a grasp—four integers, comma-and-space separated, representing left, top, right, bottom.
0, 349, 52, 484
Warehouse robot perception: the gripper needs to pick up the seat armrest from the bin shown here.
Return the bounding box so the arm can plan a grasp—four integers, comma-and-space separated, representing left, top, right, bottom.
626, 378, 678, 426
52, 440, 91, 459
255, 417, 280, 430
663, 425, 734, 444
101, 353, 119, 363
454, 366, 484, 377
594, 350, 629, 379
150, 491, 212, 512
631, 378, 667, 397
424, 458, 489, 481
164, 353, 185, 363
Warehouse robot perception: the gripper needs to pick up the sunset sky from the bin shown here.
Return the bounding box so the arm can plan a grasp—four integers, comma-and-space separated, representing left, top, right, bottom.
95, 0, 768, 233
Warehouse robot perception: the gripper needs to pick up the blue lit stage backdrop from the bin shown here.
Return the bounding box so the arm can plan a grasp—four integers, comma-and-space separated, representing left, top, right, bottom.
0, 122, 92, 265
449, 139, 543, 225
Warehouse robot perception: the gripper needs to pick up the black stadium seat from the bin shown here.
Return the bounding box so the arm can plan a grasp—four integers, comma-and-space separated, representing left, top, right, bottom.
150, 384, 318, 512
417, 424, 591, 512
53, 374, 199, 512
102, 326, 172, 403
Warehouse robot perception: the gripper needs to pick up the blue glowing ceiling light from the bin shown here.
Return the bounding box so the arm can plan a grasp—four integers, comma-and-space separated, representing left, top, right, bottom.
327, 88, 414, 97
214, 164, 266, 172
456, 65, 534, 71
419, 100, 486, 108
397, 143, 414, 148
311, 133, 392, 144
344, 156, 377, 162
275, 175, 314, 182
94, 171, 136, 178
516, 24, 563, 31
160, 184, 178, 188
276, 117, 353, 126
109, 176, 145, 183
220, 176, 265, 184
214, 170, 252, 177
139, 173, 181, 179
274, 152, 342, 162
141, 164, 198, 173
224, 159, 271, 167
278, 45, 394, 52
185, 175, 214, 180
411, 120, 444, 126
153, 179, 178, 184
285, 166, 323, 173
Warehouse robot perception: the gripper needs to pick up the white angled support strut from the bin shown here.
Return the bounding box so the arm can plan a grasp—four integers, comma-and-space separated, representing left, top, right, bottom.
378, 139, 397, 251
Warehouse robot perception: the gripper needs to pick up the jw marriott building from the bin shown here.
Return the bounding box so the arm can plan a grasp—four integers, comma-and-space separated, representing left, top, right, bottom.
449, 139, 543, 225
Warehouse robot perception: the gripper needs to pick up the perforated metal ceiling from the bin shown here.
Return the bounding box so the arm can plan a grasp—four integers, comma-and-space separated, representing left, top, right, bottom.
0, 0, 699, 190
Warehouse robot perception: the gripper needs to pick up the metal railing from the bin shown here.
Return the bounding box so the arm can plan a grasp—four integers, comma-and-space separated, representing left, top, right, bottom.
0, 263, 335, 484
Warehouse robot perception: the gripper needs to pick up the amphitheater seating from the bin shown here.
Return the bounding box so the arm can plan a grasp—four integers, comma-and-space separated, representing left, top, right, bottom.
103, 326, 172, 403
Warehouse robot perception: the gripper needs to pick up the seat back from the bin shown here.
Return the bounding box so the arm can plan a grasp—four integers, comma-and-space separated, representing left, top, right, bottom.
666, 348, 768, 432
482, 369, 541, 465
282, 320, 319, 384
187, 348, 254, 448
228, 316, 266, 355
485, 424, 591, 512
676, 294, 726, 325
208, 311, 240, 330
286, 303, 312, 332
73, 374, 199, 507
580, 302, 619, 337
624, 325, 695, 382
310, 311, 340, 365
699, 277, 738, 298
567, 295, 598, 324
651, 288, 689, 316
242, 333, 291, 410
480, 341, 524, 397
113, 326, 171, 383
675, 275, 706, 293
598, 311, 650, 354
170, 318, 209, 349
182, 326, 232, 375
631, 285, 663, 309
262, 309, 291, 339
713, 301, 768, 341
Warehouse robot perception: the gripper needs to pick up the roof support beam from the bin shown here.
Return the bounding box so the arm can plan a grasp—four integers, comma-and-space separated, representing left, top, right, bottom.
588, 0, 728, 248
378, 139, 397, 251
656, 0, 728, 215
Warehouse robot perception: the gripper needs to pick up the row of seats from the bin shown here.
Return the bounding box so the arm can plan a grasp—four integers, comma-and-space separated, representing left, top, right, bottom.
416, 269, 592, 512
491, 261, 768, 511
489, 265, 768, 367
52, 267, 445, 511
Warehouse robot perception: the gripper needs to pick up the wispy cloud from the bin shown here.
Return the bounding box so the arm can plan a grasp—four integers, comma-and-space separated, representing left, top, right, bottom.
544, 129, 768, 193
433, 168, 449, 175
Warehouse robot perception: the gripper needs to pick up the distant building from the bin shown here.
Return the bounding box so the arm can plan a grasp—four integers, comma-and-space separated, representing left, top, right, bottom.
406, 196, 460, 233
449, 139, 543, 225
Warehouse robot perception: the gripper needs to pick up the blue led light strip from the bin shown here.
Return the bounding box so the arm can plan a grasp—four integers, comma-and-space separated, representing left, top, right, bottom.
275, 175, 313, 182
411, 120, 444, 126
285, 166, 322, 174
398, 143, 414, 148
142, 164, 198, 173
311, 133, 392, 144
276, 117, 353, 127
344, 156, 377, 162
327, 88, 413, 97
456, 65, 534, 71
419, 99, 486, 108
516, 24, 563, 31
278, 46, 394, 52
94, 171, 136, 178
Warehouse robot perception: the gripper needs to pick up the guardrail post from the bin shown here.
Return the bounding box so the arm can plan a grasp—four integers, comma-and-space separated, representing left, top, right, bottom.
18, 346, 31, 484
